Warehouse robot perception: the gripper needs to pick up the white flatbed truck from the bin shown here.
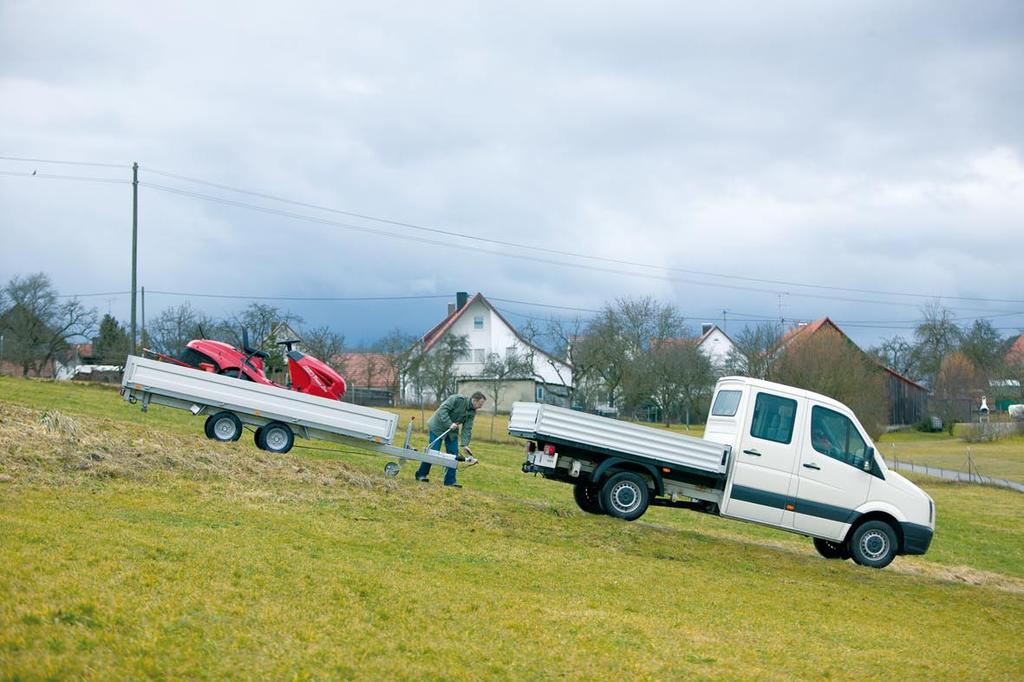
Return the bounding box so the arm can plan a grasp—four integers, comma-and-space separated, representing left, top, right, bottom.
512, 376, 935, 569
120, 355, 470, 476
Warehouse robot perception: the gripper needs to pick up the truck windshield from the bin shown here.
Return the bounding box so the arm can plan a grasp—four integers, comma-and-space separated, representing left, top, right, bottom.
711, 390, 742, 417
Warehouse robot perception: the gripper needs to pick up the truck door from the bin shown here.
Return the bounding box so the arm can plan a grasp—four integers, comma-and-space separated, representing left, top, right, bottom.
792, 404, 873, 540
722, 390, 803, 527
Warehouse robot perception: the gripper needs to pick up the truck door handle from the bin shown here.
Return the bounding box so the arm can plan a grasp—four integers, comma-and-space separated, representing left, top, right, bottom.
803, 463, 821, 470
742, 449, 762, 456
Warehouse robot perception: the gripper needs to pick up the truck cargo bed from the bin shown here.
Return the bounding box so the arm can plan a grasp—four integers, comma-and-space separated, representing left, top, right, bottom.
508, 402, 730, 477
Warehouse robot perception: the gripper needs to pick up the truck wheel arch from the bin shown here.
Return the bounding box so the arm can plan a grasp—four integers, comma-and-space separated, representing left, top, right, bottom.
846, 511, 903, 554
590, 458, 662, 496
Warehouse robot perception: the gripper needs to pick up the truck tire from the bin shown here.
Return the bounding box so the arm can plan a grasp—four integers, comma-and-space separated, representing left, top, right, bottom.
813, 537, 851, 560
257, 421, 294, 454
599, 472, 650, 521
572, 482, 604, 514
205, 411, 242, 442
849, 520, 898, 569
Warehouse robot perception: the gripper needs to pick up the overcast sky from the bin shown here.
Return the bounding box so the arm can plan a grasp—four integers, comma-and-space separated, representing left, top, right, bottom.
1, 1, 1022, 349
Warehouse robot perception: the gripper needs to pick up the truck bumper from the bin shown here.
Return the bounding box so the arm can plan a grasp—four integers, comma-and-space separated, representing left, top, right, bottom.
899, 522, 933, 555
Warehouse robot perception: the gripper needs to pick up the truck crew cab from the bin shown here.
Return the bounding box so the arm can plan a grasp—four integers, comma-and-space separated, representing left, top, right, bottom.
513, 376, 934, 569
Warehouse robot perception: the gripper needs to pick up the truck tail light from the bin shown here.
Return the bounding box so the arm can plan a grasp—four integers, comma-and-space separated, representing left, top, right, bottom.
543, 444, 556, 455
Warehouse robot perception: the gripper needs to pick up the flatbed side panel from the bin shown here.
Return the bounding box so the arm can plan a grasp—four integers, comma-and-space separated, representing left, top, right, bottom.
510, 402, 727, 474
122, 356, 397, 443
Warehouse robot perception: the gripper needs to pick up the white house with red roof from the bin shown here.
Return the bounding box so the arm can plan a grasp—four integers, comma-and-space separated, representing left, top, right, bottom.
413, 292, 572, 408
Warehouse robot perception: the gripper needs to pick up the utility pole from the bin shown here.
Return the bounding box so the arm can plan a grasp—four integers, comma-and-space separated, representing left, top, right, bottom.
130, 162, 139, 354
141, 286, 146, 351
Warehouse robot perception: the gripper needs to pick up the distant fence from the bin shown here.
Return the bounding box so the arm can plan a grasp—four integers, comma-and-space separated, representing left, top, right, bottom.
884, 457, 1024, 493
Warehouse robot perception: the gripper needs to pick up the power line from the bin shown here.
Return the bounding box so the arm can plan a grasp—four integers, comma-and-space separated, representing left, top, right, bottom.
141, 181, 1017, 310
139, 164, 1024, 305
0, 155, 128, 169
145, 290, 450, 302
0, 170, 128, 184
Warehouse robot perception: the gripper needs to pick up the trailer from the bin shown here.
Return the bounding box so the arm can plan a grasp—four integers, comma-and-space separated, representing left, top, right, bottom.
120, 355, 471, 476
512, 376, 935, 569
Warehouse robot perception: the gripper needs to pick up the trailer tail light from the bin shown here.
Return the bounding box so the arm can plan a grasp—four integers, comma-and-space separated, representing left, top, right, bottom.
543, 444, 556, 455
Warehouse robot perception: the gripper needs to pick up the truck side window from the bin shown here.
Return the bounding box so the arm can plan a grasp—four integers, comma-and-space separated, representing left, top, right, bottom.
750, 393, 796, 444
810, 406, 869, 468
711, 390, 742, 417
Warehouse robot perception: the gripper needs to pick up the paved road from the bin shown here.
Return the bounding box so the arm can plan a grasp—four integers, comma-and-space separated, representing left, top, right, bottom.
884, 458, 1024, 493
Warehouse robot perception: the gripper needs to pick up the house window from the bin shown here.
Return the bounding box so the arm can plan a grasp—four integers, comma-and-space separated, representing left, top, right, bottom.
473, 349, 485, 363
506, 345, 517, 358
536, 385, 544, 401
474, 315, 484, 329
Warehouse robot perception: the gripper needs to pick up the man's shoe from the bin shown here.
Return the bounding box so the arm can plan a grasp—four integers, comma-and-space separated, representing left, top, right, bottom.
416, 476, 429, 483
444, 483, 462, 488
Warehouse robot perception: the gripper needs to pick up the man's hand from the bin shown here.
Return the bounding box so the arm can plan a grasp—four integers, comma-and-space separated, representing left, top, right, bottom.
450, 422, 461, 429
462, 446, 474, 457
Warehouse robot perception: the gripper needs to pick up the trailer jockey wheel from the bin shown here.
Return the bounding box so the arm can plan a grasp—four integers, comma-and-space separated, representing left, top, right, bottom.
205, 412, 242, 442
599, 472, 650, 521
256, 421, 294, 454
383, 461, 401, 477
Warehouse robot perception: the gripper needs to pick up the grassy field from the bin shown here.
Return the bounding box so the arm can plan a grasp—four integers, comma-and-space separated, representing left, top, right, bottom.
877, 429, 1024, 482
2, 377, 1023, 679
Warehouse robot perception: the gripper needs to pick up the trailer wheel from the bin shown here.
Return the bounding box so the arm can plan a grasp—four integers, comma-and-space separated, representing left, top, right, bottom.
205, 412, 242, 442
572, 482, 604, 515
849, 520, 898, 569
257, 421, 294, 454
384, 461, 401, 477
813, 538, 851, 560
253, 427, 264, 449
599, 472, 650, 521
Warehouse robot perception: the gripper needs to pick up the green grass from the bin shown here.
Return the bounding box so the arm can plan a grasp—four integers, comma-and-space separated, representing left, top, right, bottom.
877, 429, 1024, 482
2, 376, 1023, 679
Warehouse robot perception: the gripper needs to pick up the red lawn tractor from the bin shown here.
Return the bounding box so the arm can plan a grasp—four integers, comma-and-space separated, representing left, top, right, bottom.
145, 329, 347, 400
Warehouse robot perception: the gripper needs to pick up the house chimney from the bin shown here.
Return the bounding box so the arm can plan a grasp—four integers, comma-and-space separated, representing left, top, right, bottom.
447, 303, 456, 316
701, 323, 713, 336
456, 291, 469, 310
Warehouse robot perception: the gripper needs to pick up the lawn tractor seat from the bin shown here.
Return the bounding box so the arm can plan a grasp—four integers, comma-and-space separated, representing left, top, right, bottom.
241, 329, 270, 360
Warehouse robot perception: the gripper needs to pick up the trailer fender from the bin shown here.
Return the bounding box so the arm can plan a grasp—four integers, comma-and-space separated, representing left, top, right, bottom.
591, 458, 663, 496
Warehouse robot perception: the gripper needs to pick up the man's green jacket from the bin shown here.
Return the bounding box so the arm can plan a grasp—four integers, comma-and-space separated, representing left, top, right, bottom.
428, 395, 478, 447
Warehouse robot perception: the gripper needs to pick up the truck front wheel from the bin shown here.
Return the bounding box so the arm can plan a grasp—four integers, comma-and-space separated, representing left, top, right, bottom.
599, 472, 650, 521
849, 520, 898, 569
572, 482, 604, 515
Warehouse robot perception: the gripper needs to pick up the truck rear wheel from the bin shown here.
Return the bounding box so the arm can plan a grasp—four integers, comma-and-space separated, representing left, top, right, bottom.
572, 482, 604, 514
205, 412, 242, 442
849, 520, 898, 569
813, 537, 850, 560
257, 421, 294, 454
599, 472, 650, 521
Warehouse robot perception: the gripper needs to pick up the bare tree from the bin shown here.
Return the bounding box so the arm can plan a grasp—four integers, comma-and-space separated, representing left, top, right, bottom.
479, 347, 534, 437
546, 316, 596, 407
725, 322, 783, 380
375, 329, 419, 406
773, 330, 887, 438
148, 301, 215, 356
299, 325, 346, 373
0, 273, 98, 376
418, 334, 471, 403
912, 303, 962, 388
648, 341, 716, 426
220, 303, 303, 351
870, 335, 917, 378
932, 352, 982, 434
